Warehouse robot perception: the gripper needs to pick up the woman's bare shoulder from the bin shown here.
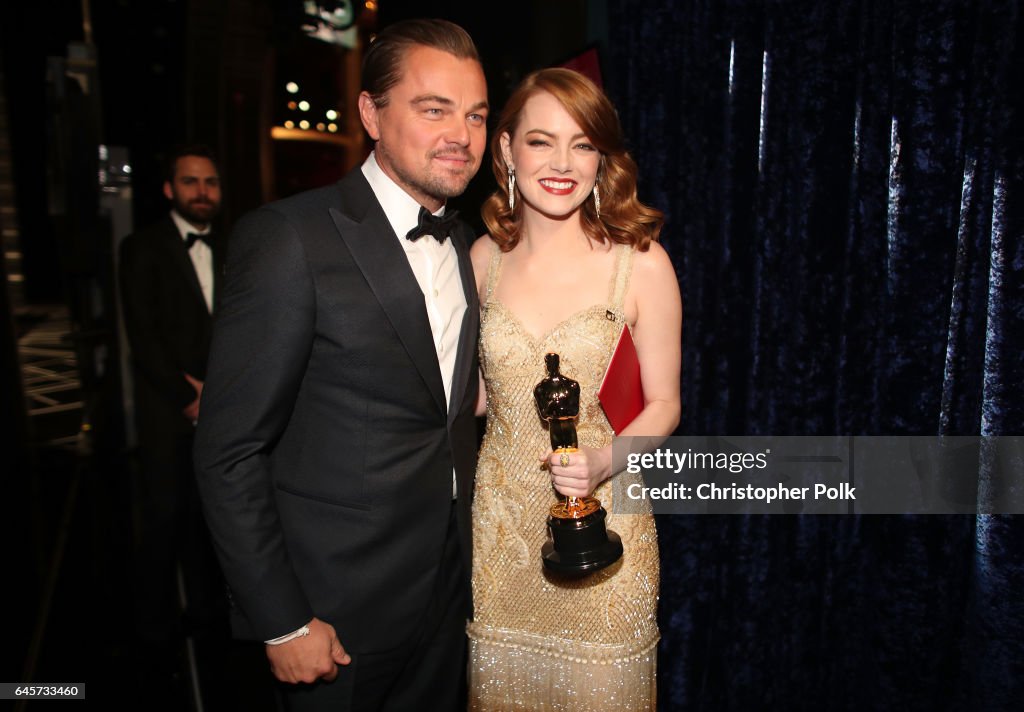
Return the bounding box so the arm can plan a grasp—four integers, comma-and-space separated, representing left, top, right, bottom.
632, 240, 675, 282
470, 233, 497, 260
470, 234, 499, 292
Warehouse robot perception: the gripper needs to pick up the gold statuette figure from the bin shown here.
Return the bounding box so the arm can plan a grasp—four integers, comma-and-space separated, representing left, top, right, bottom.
535, 352, 622, 574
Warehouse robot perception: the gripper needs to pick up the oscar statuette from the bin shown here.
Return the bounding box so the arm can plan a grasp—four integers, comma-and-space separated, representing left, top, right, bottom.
535, 352, 622, 575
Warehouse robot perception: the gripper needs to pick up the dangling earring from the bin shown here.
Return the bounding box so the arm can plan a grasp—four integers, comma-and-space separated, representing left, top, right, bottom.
507, 166, 516, 211
593, 182, 601, 218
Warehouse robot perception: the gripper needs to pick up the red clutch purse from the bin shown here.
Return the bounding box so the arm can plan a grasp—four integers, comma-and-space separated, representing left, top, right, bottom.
598, 325, 644, 434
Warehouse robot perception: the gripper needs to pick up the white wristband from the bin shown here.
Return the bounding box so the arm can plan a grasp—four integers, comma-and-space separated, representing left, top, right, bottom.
265, 624, 311, 646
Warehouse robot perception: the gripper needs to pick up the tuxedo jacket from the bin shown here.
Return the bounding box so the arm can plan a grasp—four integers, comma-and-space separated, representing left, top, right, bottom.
120, 216, 224, 449
193, 169, 480, 653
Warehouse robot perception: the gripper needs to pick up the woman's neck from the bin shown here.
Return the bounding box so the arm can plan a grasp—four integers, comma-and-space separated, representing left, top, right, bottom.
519, 210, 590, 256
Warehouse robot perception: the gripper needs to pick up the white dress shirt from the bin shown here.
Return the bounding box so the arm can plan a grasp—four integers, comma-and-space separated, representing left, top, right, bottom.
361, 152, 468, 413
170, 210, 214, 313
362, 152, 467, 497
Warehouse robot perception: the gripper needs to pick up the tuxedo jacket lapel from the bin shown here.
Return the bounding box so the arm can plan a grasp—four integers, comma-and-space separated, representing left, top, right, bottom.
448, 225, 479, 425
211, 233, 225, 311
329, 175, 447, 414
161, 218, 210, 311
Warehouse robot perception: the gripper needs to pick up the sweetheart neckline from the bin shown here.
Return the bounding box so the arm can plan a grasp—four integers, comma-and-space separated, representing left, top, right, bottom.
485, 298, 615, 346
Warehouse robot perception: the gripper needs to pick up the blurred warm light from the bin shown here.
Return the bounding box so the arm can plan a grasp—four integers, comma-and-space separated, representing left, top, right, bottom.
298, 101, 310, 112
326, 109, 338, 120
327, 123, 338, 132
286, 82, 299, 94
365, 1, 377, 10
315, 123, 325, 131
288, 101, 297, 110
271, 126, 356, 146
299, 120, 310, 129
284, 120, 295, 129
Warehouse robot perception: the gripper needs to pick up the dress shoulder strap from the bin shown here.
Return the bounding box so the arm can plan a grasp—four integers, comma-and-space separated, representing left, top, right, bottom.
484, 239, 504, 302
607, 244, 634, 312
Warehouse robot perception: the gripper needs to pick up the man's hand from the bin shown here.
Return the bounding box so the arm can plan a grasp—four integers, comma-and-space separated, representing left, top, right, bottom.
266, 617, 351, 684
183, 372, 203, 422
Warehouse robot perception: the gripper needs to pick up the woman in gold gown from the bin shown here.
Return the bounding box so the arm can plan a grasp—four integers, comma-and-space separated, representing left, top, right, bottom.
467, 68, 683, 711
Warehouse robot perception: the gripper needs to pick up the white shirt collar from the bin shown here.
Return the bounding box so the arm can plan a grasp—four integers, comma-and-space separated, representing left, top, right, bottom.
360, 151, 447, 241
169, 210, 211, 241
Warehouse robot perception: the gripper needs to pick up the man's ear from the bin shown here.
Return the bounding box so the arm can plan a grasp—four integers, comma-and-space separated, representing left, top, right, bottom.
358, 92, 381, 141
499, 132, 513, 170
162, 181, 174, 201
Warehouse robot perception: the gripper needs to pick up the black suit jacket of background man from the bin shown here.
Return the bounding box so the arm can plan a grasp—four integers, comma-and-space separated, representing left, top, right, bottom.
193, 168, 480, 653
121, 215, 223, 447
119, 214, 226, 645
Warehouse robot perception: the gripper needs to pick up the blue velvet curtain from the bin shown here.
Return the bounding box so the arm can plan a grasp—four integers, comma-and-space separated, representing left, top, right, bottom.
605, 1, 1023, 708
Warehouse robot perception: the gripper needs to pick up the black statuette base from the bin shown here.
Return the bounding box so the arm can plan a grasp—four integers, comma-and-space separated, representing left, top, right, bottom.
541, 506, 623, 576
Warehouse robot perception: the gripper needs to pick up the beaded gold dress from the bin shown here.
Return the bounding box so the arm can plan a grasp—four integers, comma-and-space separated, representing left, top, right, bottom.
468, 243, 660, 711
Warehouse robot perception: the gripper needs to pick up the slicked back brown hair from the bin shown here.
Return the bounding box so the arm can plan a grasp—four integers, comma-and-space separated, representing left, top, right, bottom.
362, 19, 480, 108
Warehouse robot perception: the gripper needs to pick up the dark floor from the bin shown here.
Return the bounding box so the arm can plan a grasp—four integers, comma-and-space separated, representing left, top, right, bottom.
39, 454, 280, 708
9, 444, 281, 711
6, 307, 280, 710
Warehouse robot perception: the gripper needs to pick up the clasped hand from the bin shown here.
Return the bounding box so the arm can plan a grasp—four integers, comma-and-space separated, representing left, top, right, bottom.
542, 445, 611, 499
266, 617, 351, 684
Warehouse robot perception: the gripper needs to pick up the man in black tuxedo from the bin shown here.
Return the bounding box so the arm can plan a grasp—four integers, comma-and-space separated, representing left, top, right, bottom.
119, 144, 226, 665
194, 19, 487, 711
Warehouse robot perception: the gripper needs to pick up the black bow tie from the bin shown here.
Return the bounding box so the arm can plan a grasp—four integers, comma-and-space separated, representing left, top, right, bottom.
405, 207, 458, 244
185, 232, 210, 249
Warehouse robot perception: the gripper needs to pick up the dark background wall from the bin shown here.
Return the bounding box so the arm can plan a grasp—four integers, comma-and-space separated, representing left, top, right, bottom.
1, 0, 1021, 709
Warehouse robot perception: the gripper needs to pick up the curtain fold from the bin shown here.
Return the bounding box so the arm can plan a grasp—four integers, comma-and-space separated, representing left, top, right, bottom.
605, 1, 1023, 707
